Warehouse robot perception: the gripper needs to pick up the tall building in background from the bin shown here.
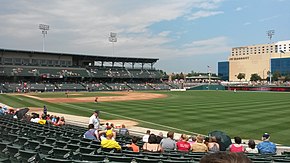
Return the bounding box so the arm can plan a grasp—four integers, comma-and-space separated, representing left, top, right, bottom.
218, 40, 290, 81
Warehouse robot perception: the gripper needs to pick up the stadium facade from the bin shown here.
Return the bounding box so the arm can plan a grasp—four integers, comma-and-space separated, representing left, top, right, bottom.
218, 40, 290, 81
0, 48, 176, 92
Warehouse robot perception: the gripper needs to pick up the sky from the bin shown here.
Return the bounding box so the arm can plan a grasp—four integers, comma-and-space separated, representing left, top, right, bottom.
0, 0, 289, 74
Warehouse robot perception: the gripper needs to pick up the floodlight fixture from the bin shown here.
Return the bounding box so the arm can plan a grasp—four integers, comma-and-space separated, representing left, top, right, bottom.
267, 30, 275, 41
39, 24, 50, 52
109, 32, 117, 56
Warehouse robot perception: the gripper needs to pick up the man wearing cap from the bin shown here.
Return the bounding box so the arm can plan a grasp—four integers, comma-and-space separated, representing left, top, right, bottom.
89, 110, 100, 130
101, 129, 121, 151
257, 133, 276, 154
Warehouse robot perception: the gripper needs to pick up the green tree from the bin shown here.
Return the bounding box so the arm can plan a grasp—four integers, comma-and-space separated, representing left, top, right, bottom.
284, 73, 290, 82
237, 73, 245, 81
272, 71, 281, 81
250, 73, 261, 81
179, 72, 185, 80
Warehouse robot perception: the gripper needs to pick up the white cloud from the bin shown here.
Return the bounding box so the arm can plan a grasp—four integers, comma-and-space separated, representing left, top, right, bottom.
187, 10, 224, 20
0, 0, 228, 72
158, 31, 172, 37
243, 22, 251, 26
259, 15, 280, 22
235, 7, 243, 11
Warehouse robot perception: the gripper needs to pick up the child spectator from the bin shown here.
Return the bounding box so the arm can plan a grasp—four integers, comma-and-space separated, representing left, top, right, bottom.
126, 136, 139, 152
245, 139, 258, 153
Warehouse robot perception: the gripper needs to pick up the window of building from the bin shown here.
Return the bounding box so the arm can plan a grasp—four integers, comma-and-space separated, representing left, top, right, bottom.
53, 60, 60, 65
40, 59, 46, 65
14, 58, 21, 65
66, 61, 72, 66
47, 60, 53, 65
32, 59, 39, 65
4, 58, 13, 64
22, 59, 29, 65
60, 60, 66, 66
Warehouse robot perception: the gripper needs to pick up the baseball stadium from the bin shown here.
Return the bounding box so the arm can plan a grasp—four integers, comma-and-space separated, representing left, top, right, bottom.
1, 47, 290, 163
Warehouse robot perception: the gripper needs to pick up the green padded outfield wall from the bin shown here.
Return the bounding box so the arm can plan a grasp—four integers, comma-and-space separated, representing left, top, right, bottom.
189, 84, 225, 90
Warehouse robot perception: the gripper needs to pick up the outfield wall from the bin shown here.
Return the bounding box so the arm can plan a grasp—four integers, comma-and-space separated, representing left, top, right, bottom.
227, 86, 290, 92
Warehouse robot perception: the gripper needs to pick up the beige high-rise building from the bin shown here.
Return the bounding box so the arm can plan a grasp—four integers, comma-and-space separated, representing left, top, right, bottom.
228, 40, 290, 81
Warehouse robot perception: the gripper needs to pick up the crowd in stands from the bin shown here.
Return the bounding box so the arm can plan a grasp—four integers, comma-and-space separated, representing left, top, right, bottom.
85, 110, 277, 157
0, 105, 66, 126
0, 107, 286, 162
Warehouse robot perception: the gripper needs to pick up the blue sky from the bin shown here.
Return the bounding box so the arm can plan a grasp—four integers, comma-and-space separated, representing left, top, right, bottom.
0, 0, 289, 73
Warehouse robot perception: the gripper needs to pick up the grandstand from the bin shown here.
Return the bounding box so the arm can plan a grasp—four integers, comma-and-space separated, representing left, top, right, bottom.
0, 48, 171, 92
1, 113, 290, 162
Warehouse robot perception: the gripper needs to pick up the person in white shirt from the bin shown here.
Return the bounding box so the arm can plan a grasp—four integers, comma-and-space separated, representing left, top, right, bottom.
89, 110, 100, 130
245, 139, 258, 153
142, 130, 151, 143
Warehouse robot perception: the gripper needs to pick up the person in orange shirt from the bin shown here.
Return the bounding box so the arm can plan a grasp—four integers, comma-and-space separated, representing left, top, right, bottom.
126, 136, 139, 152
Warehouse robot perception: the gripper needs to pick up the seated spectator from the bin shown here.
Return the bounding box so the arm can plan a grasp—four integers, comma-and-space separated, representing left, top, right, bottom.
38, 115, 47, 125
55, 116, 65, 126
0, 106, 7, 116
257, 133, 276, 154
229, 136, 244, 153
245, 139, 258, 153
160, 131, 176, 151
200, 152, 252, 163
51, 115, 57, 123
84, 124, 99, 140
207, 136, 220, 152
119, 124, 129, 136
188, 135, 197, 146
191, 135, 208, 152
30, 113, 40, 123
101, 130, 121, 151
142, 130, 150, 143
126, 136, 139, 152
156, 132, 163, 144
143, 134, 162, 152
176, 134, 191, 152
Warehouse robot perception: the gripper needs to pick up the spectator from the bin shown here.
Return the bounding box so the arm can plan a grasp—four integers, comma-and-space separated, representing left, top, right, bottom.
30, 113, 40, 123
245, 139, 258, 153
43, 105, 47, 116
257, 133, 276, 154
0, 106, 7, 116
229, 136, 244, 153
89, 110, 100, 130
54, 116, 65, 126
126, 136, 139, 152
189, 135, 197, 146
119, 124, 129, 136
200, 152, 252, 163
176, 134, 191, 152
143, 134, 162, 152
84, 124, 99, 140
51, 115, 57, 123
191, 135, 208, 152
156, 132, 163, 144
142, 130, 150, 143
160, 131, 176, 151
208, 136, 220, 152
101, 129, 121, 151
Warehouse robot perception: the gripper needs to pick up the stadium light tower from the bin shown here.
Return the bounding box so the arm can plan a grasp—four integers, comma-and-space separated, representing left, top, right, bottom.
109, 32, 117, 56
207, 65, 211, 90
39, 24, 49, 52
267, 30, 275, 84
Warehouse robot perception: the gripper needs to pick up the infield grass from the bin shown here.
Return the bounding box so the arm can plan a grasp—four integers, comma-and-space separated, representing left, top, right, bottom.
1, 90, 290, 145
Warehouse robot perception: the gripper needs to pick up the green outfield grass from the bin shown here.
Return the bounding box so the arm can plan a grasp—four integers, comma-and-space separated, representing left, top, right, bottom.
1, 90, 290, 145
